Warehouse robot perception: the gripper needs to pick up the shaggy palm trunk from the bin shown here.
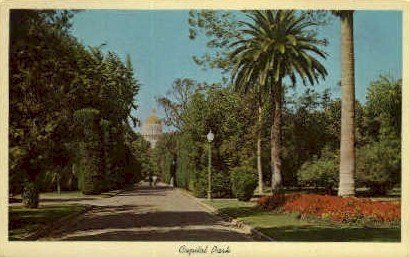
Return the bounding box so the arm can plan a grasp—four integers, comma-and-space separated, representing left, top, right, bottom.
257, 103, 263, 195
338, 11, 356, 197
271, 81, 282, 193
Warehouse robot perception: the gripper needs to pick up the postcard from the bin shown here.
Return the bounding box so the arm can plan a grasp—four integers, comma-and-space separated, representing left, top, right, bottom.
0, 1, 409, 257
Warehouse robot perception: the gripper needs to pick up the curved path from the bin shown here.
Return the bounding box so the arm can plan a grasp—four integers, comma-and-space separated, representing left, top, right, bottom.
40, 183, 253, 241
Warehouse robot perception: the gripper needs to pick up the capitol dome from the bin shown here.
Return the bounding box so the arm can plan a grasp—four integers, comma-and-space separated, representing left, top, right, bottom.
141, 109, 162, 148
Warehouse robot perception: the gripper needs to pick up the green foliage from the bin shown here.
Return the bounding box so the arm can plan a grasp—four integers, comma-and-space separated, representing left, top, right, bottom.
211, 171, 232, 198
356, 137, 401, 195
230, 10, 328, 92
192, 169, 232, 198
9, 10, 79, 188
297, 148, 339, 192
77, 142, 104, 195
157, 79, 201, 130
363, 76, 402, 140
191, 170, 208, 198
188, 10, 242, 72
157, 10, 402, 200
130, 136, 153, 180
230, 166, 258, 201
74, 108, 104, 194
182, 10, 401, 199
9, 147, 28, 195
230, 10, 328, 191
282, 88, 338, 185
9, 10, 142, 201
156, 79, 257, 195
293, 79, 401, 194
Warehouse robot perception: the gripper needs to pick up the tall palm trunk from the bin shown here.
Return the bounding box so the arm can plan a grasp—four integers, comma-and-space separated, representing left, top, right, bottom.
257, 97, 263, 194
271, 80, 282, 193
338, 11, 356, 197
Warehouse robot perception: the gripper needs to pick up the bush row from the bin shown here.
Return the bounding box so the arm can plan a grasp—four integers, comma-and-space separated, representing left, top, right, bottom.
191, 166, 258, 201
298, 137, 401, 195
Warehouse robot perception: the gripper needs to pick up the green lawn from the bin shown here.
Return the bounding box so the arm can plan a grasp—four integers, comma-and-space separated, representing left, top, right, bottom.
9, 204, 87, 240
40, 191, 85, 198
204, 199, 400, 242
11, 190, 113, 202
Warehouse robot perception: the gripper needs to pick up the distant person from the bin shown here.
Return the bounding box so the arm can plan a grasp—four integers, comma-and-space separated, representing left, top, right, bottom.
152, 175, 158, 187
148, 175, 153, 187
170, 157, 177, 188
169, 176, 174, 188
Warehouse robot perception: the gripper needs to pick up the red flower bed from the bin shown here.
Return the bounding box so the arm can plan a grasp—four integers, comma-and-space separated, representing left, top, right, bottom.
257, 193, 401, 223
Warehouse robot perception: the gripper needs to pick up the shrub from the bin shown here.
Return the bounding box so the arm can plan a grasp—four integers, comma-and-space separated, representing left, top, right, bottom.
230, 166, 258, 201
356, 138, 401, 195
297, 148, 338, 192
22, 181, 39, 208
192, 169, 232, 198
192, 170, 207, 197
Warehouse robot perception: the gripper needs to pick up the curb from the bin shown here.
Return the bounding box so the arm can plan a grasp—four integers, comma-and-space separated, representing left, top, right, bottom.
176, 188, 274, 242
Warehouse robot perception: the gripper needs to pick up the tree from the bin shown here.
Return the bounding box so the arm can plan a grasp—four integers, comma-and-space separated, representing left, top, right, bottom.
333, 11, 356, 197
230, 10, 327, 192
156, 82, 257, 196
356, 138, 401, 195
189, 10, 270, 194
188, 10, 242, 72
281, 88, 337, 186
9, 10, 80, 207
229, 80, 267, 194
356, 75, 402, 195
364, 75, 401, 139
157, 78, 201, 130
298, 147, 339, 194
9, 10, 141, 205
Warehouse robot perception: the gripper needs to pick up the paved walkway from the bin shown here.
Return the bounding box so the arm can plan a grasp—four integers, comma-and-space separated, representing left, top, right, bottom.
40, 183, 253, 241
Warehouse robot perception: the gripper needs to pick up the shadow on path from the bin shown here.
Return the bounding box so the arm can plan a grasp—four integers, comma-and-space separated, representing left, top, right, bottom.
42, 183, 252, 241
52, 208, 225, 233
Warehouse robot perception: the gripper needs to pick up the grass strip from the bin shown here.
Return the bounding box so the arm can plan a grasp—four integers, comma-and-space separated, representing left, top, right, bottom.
204, 199, 400, 242
9, 204, 87, 240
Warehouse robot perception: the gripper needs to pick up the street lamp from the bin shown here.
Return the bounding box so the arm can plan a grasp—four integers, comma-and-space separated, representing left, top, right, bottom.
207, 130, 214, 200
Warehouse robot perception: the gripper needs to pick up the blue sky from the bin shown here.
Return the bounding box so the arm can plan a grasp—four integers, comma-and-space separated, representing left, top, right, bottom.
70, 10, 402, 131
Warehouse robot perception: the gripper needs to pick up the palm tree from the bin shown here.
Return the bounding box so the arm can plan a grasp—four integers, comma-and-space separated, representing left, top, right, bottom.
230, 10, 327, 192
333, 11, 356, 197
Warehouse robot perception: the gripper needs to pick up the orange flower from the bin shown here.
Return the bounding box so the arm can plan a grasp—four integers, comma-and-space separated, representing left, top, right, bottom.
257, 193, 401, 223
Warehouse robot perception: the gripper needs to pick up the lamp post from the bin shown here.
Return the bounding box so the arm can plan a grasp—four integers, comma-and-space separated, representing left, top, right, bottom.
206, 130, 214, 200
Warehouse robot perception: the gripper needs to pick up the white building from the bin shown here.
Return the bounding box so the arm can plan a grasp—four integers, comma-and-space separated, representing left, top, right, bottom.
141, 109, 162, 148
